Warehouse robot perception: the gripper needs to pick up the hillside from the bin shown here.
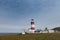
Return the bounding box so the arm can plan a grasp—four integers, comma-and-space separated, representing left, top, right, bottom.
0, 33, 60, 40
52, 27, 60, 31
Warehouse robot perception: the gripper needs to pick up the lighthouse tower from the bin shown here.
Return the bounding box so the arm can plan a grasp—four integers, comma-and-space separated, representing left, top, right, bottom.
29, 19, 35, 33
31, 19, 35, 30
25, 19, 35, 33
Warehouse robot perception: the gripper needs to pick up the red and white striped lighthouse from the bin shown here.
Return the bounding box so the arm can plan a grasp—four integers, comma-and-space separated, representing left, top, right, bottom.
31, 19, 35, 30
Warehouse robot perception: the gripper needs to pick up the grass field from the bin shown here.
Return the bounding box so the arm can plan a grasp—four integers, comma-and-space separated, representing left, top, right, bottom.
0, 33, 60, 40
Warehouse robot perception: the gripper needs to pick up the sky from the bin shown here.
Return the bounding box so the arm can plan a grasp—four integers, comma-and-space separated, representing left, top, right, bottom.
0, 0, 60, 33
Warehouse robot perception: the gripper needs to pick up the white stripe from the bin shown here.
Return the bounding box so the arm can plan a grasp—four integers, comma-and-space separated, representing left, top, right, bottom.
31, 25, 35, 27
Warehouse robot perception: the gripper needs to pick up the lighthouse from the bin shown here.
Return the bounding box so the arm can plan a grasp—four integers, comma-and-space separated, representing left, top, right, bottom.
31, 19, 35, 30
24, 19, 35, 33
28, 19, 35, 33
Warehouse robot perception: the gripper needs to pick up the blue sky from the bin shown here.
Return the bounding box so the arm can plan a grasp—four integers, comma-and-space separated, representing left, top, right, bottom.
0, 0, 60, 33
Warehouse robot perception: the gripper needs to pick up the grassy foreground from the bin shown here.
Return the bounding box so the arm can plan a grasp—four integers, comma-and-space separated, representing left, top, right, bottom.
0, 33, 60, 40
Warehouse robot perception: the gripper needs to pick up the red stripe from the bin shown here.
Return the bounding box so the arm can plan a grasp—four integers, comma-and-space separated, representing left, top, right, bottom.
31, 27, 35, 30
31, 22, 34, 24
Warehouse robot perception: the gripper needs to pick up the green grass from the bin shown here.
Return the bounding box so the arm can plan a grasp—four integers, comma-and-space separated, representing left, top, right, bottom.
0, 33, 60, 40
